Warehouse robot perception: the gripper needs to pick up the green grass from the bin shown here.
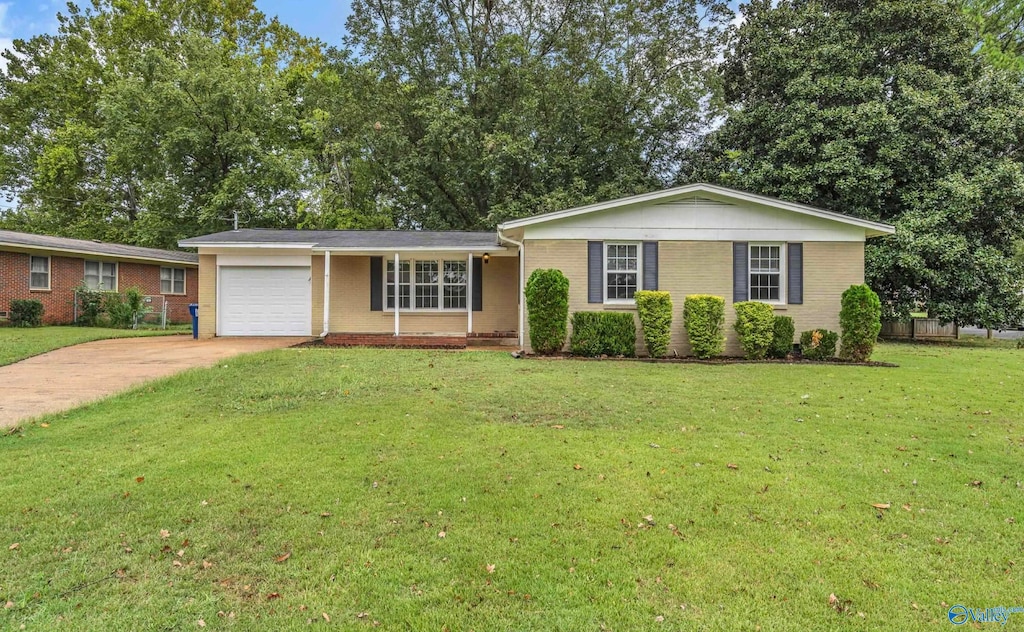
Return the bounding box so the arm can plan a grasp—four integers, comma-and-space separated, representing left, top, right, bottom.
1, 344, 1021, 630
0, 326, 187, 366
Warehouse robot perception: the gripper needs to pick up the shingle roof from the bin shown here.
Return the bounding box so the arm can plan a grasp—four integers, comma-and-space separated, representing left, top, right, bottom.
0, 229, 199, 264
179, 229, 502, 250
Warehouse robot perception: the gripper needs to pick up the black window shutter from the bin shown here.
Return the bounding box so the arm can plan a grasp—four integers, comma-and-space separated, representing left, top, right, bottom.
787, 243, 803, 305
369, 257, 383, 311
642, 242, 658, 291
472, 257, 483, 311
733, 242, 749, 303
588, 241, 603, 303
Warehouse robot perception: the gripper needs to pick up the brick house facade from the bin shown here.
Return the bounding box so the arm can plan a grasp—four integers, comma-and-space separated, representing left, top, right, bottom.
0, 230, 198, 325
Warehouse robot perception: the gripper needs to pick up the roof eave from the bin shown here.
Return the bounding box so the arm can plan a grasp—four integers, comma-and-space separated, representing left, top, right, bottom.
497, 183, 897, 236
0, 241, 198, 266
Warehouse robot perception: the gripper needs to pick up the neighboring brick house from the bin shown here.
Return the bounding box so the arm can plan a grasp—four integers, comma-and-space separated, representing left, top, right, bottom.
0, 230, 199, 324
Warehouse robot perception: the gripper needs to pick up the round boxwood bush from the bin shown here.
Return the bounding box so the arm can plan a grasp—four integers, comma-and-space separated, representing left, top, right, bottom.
769, 315, 796, 359
839, 284, 882, 362
733, 301, 776, 360
800, 329, 838, 360
683, 295, 725, 359
634, 290, 673, 358
525, 269, 569, 355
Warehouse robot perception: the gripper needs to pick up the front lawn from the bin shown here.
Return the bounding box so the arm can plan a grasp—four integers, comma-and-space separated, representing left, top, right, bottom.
0, 326, 186, 366
1, 344, 1020, 630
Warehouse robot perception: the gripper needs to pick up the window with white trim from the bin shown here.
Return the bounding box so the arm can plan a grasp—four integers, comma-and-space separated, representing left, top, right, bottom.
386, 260, 411, 309
84, 260, 117, 291
29, 256, 50, 290
749, 244, 783, 302
605, 243, 640, 301
386, 258, 469, 311
443, 261, 468, 309
160, 267, 186, 294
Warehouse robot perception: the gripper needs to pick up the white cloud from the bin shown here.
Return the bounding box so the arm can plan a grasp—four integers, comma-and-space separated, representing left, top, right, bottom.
0, 3, 12, 72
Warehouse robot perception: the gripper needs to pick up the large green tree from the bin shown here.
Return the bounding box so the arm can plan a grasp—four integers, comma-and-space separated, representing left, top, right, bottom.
346, 0, 732, 229
963, 0, 1024, 72
688, 0, 1024, 327
0, 0, 321, 248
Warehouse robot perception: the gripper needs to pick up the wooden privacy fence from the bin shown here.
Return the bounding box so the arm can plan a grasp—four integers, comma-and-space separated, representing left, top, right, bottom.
881, 318, 957, 340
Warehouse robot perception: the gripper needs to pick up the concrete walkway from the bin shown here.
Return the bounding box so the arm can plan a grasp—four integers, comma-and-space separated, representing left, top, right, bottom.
0, 336, 308, 427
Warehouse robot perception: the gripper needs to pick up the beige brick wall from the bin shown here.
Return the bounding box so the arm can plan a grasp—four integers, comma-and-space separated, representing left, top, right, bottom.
197, 254, 217, 338
311, 254, 325, 335
523, 239, 865, 356
327, 255, 517, 334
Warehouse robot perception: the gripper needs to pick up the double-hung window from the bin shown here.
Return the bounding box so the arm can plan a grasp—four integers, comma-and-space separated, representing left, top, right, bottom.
749, 244, 783, 302
605, 243, 640, 302
386, 258, 469, 311
160, 267, 186, 294
386, 260, 411, 309
29, 256, 50, 290
84, 260, 117, 291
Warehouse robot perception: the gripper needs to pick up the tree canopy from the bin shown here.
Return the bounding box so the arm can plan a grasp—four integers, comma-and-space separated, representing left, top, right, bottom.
688, 0, 1024, 326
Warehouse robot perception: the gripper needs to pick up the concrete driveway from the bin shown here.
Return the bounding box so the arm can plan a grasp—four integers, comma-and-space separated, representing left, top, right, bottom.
0, 336, 308, 427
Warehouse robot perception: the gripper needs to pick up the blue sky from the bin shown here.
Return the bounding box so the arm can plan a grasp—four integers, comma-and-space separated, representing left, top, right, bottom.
0, 1, 742, 49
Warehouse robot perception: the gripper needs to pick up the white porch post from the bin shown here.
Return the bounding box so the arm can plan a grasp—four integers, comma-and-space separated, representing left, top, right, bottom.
466, 252, 473, 334
394, 252, 400, 337
321, 250, 331, 337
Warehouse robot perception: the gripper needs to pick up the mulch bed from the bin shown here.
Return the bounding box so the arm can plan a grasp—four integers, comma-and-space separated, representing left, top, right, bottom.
519, 353, 898, 367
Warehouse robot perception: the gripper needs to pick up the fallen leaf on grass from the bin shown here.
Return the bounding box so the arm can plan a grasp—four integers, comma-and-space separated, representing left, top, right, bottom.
828, 593, 852, 613
726, 463, 738, 470
573, 464, 583, 470
551, 425, 564, 429
159, 530, 170, 539
486, 564, 495, 574
437, 531, 446, 538
202, 560, 213, 569
322, 613, 331, 623
266, 592, 281, 600
8, 543, 19, 550
136, 477, 145, 483
275, 552, 291, 563
320, 512, 332, 518
357, 612, 369, 619
40, 423, 49, 428
871, 503, 890, 510
970, 480, 983, 487
4, 601, 13, 609
197, 619, 206, 628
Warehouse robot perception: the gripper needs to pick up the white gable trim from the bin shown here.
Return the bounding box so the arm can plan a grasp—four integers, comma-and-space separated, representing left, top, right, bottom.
497, 183, 896, 237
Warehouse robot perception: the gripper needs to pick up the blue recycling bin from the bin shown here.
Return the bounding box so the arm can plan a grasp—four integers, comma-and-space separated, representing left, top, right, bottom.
188, 303, 199, 339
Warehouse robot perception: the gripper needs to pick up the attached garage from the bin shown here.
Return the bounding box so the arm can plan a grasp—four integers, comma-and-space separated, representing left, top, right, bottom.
218, 265, 311, 336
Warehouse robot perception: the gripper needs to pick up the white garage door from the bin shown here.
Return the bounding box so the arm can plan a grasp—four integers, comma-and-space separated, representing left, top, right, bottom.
219, 266, 312, 336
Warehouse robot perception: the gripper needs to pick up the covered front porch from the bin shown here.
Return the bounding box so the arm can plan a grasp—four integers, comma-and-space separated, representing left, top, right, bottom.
314, 245, 521, 348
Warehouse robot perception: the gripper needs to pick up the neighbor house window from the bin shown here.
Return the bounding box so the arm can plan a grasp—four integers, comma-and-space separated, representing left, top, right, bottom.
386, 260, 411, 309
29, 256, 50, 290
84, 260, 117, 291
749, 244, 783, 302
160, 267, 186, 294
386, 259, 469, 311
605, 243, 639, 301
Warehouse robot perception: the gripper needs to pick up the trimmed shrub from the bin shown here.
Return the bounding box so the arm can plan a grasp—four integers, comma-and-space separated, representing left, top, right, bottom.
683, 295, 725, 359
103, 287, 152, 329
839, 284, 882, 361
769, 315, 796, 359
800, 329, 839, 360
525, 269, 569, 354
10, 299, 44, 327
634, 290, 673, 358
74, 283, 105, 326
570, 312, 636, 357
733, 301, 776, 360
